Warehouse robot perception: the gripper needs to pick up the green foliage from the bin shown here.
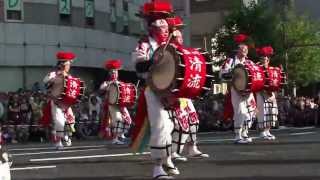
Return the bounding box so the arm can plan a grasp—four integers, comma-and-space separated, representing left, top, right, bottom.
215, 0, 320, 87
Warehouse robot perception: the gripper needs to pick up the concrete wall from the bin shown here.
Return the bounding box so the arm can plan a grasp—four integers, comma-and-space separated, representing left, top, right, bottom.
0, 23, 138, 70
0, 67, 23, 92
190, 0, 232, 48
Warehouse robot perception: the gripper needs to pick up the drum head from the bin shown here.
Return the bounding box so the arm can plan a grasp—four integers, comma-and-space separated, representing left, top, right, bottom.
232, 65, 248, 92
108, 83, 118, 104
150, 45, 178, 91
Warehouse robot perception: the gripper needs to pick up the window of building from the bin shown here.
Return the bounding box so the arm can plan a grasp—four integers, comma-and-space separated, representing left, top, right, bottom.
111, 22, 116, 32
59, 0, 71, 23
110, 0, 116, 7
85, 0, 95, 27
122, 12, 129, 35
123, 0, 128, 12
4, 0, 23, 22
110, 1, 116, 33
122, 25, 129, 35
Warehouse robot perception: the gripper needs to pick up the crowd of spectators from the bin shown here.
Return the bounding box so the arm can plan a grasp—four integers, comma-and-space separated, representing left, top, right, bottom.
195, 93, 320, 132
0, 85, 319, 144
0, 87, 107, 144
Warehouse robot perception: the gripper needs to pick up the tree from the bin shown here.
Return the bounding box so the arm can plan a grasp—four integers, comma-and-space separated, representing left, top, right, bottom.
213, 0, 320, 87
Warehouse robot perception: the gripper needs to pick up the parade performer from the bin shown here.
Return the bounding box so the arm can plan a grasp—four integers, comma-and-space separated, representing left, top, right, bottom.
100, 59, 132, 145
256, 46, 278, 140
0, 127, 11, 180
131, 1, 180, 179
42, 52, 80, 150
219, 34, 257, 144
166, 16, 209, 161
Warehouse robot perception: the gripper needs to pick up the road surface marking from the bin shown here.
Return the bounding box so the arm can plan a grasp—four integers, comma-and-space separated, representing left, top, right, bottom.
12, 148, 105, 156
9, 145, 106, 151
290, 132, 317, 136
30, 152, 150, 162
11, 165, 57, 171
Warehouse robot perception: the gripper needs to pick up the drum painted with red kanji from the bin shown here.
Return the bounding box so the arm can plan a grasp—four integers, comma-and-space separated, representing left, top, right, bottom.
50, 75, 85, 107
264, 66, 286, 92
149, 44, 214, 99
232, 63, 265, 94
108, 82, 137, 107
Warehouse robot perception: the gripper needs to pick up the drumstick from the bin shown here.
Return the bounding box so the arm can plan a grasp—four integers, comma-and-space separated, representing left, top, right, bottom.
163, 32, 174, 53
136, 80, 140, 89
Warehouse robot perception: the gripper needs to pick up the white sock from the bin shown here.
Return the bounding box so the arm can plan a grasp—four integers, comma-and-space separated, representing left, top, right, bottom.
165, 156, 175, 168
153, 165, 168, 177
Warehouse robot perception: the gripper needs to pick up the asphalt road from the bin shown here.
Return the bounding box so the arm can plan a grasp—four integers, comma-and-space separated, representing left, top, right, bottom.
8, 126, 320, 180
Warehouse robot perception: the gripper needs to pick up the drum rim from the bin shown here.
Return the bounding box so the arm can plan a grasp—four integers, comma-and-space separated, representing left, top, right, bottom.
148, 44, 183, 97
264, 66, 285, 92
109, 82, 137, 107
232, 64, 249, 93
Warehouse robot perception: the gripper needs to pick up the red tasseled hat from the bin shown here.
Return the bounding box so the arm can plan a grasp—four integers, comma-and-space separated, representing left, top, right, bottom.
104, 59, 122, 70
256, 46, 274, 57
166, 16, 185, 29
143, 1, 173, 15
56, 51, 76, 61
137, 0, 173, 19
233, 34, 249, 44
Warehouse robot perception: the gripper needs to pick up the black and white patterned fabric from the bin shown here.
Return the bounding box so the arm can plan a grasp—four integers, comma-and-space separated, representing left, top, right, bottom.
257, 92, 278, 129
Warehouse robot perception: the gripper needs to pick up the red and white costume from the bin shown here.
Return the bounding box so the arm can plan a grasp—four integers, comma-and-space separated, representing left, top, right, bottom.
131, 1, 179, 178
42, 52, 76, 150
220, 38, 257, 144
255, 46, 278, 140
100, 59, 132, 145
171, 98, 209, 160
166, 17, 209, 160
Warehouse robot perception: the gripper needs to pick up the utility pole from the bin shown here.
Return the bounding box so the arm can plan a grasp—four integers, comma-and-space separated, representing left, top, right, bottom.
280, 0, 294, 96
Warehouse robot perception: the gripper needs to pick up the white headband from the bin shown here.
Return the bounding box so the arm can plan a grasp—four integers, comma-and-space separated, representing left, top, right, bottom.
151, 19, 168, 27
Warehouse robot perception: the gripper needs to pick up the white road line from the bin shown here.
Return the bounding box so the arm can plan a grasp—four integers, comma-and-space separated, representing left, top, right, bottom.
199, 138, 235, 142
30, 152, 150, 162
199, 131, 318, 143
12, 148, 105, 156
199, 136, 261, 143
11, 165, 57, 171
291, 126, 316, 130
198, 126, 317, 135
9, 145, 106, 151
290, 132, 317, 136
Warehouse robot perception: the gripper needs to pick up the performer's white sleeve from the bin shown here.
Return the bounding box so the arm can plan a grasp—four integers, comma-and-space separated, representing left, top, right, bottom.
219, 58, 233, 80
131, 42, 150, 65
43, 72, 57, 84
99, 81, 109, 91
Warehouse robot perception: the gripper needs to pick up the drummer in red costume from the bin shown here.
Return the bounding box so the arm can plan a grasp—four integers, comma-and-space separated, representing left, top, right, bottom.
100, 59, 132, 145
43, 52, 77, 150
131, 1, 179, 179
255, 46, 278, 140
166, 16, 209, 161
219, 34, 257, 144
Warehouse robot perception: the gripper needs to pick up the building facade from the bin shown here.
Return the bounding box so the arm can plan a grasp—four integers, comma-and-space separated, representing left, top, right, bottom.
0, 0, 149, 92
